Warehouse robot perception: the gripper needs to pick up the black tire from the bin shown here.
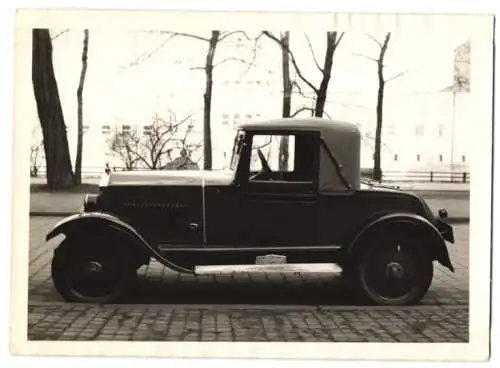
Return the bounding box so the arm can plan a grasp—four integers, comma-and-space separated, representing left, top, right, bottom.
51, 238, 137, 303
346, 234, 434, 306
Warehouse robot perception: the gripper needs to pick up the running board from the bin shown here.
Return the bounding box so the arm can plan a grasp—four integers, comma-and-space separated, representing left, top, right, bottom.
194, 263, 343, 275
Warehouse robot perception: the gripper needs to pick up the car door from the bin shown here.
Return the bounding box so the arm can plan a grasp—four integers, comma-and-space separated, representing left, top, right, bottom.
238, 131, 320, 247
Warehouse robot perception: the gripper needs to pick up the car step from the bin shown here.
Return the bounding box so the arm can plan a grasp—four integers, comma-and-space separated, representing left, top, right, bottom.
194, 263, 343, 275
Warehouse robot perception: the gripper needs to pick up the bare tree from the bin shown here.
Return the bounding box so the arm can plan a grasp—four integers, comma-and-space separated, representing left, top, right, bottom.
74, 29, 89, 184
109, 112, 201, 170
355, 33, 408, 182
263, 31, 344, 118
109, 127, 142, 170
279, 31, 291, 170
32, 29, 75, 189
30, 141, 43, 177
120, 30, 255, 170
169, 31, 253, 170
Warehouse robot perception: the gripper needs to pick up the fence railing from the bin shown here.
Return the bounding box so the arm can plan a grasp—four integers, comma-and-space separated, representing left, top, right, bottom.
32, 165, 470, 184
361, 169, 470, 183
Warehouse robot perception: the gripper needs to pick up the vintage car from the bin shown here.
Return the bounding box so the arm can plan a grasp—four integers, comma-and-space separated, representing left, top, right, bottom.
46, 118, 455, 306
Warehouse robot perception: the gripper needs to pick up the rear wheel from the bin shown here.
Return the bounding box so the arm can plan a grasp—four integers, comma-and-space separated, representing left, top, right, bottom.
51, 238, 137, 303
347, 235, 434, 306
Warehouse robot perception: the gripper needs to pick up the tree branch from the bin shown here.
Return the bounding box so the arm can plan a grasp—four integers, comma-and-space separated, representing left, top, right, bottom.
366, 33, 383, 48
291, 106, 314, 117
335, 32, 345, 48
219, 30, 250, 42
304, 33, 323, 73
352, 53, 378, 63
385, 70, 409, 83
213, 57, 250, 68
263, 31, 318, 93
170, 32, 210, 42
119, 34, 176, 72
51, 29, 69, 40
237, 32, 264, 81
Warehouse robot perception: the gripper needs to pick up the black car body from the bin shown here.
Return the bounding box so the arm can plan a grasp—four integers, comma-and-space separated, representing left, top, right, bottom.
47, 118, 454, 305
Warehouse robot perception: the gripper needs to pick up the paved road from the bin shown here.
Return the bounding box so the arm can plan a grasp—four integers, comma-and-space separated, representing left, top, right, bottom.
27, 216, 469, 342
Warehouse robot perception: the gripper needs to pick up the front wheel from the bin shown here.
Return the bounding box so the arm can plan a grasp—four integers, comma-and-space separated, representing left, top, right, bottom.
51, 239, 137, 303
348, 237, 434, 306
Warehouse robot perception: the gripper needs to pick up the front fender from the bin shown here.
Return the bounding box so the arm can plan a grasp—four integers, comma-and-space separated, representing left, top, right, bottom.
46, 212, 194, 274
348, 212, 454, 272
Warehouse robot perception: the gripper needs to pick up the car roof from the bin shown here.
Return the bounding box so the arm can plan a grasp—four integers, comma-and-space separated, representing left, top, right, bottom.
239, 117, 359, 134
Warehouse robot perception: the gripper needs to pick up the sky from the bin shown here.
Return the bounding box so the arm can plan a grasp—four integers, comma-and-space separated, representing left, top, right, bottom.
25, 16, 477, 134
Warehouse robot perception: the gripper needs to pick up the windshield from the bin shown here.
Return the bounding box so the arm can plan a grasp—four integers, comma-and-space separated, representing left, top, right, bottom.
229, 130, 245, 171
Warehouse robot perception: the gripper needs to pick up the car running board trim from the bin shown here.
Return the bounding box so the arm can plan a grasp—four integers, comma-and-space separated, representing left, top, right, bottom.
194, 263, 343, 275
157, 244, 343, 252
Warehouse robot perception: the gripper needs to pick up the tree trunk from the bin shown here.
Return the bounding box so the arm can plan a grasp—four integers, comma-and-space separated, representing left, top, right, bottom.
314, 32, 337, 117
373, 79, 384, 182
32, 29, 74, 190
372, 33, 391, 182
203, 31, 219, 170
75, 29, 89, 185
279, 31, 291, 171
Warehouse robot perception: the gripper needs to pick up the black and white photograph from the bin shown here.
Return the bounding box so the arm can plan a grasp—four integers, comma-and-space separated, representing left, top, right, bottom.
9, 8, 494, 362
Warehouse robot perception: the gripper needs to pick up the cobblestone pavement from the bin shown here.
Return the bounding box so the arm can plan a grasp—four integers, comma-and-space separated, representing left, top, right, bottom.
28, 304, 468, 342
26, 216, 470, 342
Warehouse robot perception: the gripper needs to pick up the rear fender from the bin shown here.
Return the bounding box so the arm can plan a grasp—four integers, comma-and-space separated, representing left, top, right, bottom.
348, 212, 454, 272
46, 212, 194, 274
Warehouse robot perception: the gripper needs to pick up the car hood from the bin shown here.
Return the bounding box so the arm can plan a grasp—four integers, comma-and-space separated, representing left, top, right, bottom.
103, 170, 235, 187
359, 182, 435, 220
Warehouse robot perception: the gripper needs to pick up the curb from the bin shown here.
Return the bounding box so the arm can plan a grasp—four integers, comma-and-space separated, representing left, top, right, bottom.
29, 211, 470, 224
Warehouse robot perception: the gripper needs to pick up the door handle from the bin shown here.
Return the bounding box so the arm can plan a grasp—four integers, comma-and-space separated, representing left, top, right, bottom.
187, 222, 199, 231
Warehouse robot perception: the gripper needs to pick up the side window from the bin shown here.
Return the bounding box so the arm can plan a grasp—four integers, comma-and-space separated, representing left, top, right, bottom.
249, 134, 295, 173
248, 132, 316, 184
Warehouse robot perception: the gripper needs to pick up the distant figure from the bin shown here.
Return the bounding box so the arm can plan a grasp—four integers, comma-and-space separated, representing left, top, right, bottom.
166, 149, 199, 170
104, 163, 111, 175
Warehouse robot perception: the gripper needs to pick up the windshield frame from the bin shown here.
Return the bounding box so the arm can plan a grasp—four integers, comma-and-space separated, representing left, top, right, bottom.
229, 129, 246, 171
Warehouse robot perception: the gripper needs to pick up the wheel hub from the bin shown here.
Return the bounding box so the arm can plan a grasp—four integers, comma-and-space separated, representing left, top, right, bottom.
386, 261, 404, 279
84, 261, 103, 275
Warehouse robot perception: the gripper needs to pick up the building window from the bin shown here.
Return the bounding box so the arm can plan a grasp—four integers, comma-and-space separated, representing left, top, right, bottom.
233, 114, 240, 119
416, 154, 421, 162
143, 125, 152, 135
101, 125, 111, 135
83, 125, 89, 134
222, 120, 229, 126
394, 154, 398, 161
387, 125, 395, 135
122, 125, 131, 134
462, 155, 466, 163
439, 154, 443, 162
415, 125, 424, 137
246, 114, 252, 119
222, 114, 229, 119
